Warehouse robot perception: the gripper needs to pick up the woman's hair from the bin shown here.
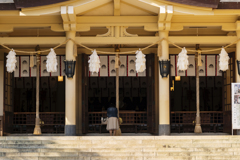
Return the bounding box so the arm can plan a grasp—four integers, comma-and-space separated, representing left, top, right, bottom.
109, 103, 115, 108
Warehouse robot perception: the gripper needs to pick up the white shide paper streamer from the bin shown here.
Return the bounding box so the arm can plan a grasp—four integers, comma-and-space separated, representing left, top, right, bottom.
6, 49, 17, 73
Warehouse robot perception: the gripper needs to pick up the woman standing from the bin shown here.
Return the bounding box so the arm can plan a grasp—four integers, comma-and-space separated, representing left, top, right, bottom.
106, 103, 119, 136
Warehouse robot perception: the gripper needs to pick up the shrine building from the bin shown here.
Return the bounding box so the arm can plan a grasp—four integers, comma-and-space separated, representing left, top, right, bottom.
0, 0, 240, 136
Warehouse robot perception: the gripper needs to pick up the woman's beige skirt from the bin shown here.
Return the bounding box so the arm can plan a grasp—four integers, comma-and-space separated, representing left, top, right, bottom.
106, 117, 119, 131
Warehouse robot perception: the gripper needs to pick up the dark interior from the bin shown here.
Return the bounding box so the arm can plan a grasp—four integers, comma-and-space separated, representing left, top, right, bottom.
14, 77, 65, 112
88, 77, 147, 112
170, 76, 223, 111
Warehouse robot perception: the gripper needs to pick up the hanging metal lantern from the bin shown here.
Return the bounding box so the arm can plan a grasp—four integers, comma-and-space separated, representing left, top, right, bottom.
237, 60, 240, 75
159, 60, 170, 78
64, 60, 76, 78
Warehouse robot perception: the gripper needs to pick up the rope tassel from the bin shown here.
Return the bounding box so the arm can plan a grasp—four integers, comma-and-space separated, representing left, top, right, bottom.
6, 49, 17, 73
177, 47, 189, 71
46, 48, 58, 72
219, 47, 230, 71
135, 49, 146, 73
88, 49, 101, 74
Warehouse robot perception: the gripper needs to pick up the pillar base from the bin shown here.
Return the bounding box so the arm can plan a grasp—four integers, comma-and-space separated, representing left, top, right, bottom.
65, 125, 76, 136
159, 124, 170, 136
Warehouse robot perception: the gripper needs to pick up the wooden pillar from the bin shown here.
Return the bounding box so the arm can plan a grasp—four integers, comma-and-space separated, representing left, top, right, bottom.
115, 49, 120, 117
236, 31, 240, 83
236, 31, 240, 135
65, 31, 77, 136
194, 44, 202, 133
33, 47, 42, 135
158, 31, 170, 135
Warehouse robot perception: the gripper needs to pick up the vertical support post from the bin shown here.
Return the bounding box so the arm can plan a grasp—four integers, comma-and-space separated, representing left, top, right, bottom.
65, 31, 76, 136
194, 44, 202, 133
236, 31, 240, 135
33, 47, 42, 135
158, 31, 170, 135
115, 50, 120, 117
236, 31, 240, 83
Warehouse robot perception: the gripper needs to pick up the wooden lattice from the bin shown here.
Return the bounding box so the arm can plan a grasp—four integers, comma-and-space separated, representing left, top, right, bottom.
13, 112, 65, 133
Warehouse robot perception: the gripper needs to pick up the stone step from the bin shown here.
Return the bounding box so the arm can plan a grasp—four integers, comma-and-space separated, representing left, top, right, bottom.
0, 136, 240, 160
1, 136, 238, 141
0, 151, 238, 157
0, 143, 235, 149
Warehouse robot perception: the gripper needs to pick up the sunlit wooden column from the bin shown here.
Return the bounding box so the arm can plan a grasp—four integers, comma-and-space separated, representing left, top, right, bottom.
236, 31, 240, 135
158, 31, 170, 135
65, 31, 77, 136
236, 31, 240, 83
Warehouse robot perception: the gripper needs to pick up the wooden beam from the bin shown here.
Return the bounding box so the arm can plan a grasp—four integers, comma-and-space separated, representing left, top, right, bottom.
114, 0, 121, 16
0, 36, 237, 46
168, 36, 238, 45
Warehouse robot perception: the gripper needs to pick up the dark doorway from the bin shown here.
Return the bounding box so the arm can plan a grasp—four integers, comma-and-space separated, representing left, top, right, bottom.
82, 54, 156, 134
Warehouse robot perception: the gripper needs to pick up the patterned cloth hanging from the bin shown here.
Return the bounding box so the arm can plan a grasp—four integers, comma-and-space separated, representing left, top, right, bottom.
177, 47, 189, 71
6, 49, 17, 73
219, 47, 229, 71
88, 49, 101, 74
135, 49, 146, 73
46, 48, 58, 72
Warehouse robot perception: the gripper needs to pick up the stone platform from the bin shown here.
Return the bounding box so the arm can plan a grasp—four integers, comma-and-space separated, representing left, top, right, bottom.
0, 135, 240, 160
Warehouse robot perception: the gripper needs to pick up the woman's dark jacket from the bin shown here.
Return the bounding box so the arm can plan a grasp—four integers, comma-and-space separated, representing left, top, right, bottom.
107, 107, 118, 118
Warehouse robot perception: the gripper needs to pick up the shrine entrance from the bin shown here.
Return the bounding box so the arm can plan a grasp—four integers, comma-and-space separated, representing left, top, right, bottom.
81, 53, 158, 134
170, 53, 235, 134
3, 54, 66, 135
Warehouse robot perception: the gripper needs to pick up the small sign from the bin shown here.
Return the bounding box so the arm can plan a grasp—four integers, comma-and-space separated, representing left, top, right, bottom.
232, 83, 240, 130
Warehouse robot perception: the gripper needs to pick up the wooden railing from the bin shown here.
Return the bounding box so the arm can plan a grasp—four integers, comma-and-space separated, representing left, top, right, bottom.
88, 111, 147, 133
0, 116, 3, 136
13, 112, 65, 134
171, 111, 224, 133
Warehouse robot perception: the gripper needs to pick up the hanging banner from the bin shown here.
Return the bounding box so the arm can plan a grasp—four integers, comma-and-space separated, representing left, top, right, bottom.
124, 88, 131, 97
14, 56, 20, 77
107, 78, 115, 88
25, 78, 32, 89
16, 77, 24, 88
200, 77, 206, 88
216, 55, 222, 76
124, 77, 131, 88
109, 88, 116, 97
99, 77, 107, 88
232, 83, 240, 131
181, 77, 189, 89
41, 77, 49, 89
128, 55, 136, 77
187, 56, 195, 76
206, 55, 215, 76
30, 56, 37, 77
199, 55, 205, 76
51, 56, 60, 77
50, 77, 57, 88
109, 56, 116, 77
132, 77, 139, 88
140, 77, 147, 88
119, 56, 127, 76
100, 56, 108, 77
170, 55, 223, 77
90, 78, 98, 88
41, 56, 50, 77
61, 56, 65, 76
207, 77, 214, 87
20, 56, 30, 77
132, 88, 139, 97
102, 88, 108, 97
